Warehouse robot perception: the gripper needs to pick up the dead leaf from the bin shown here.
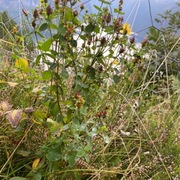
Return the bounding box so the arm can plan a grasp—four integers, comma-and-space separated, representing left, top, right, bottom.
32, 158, 41, 169
0, 101, 12, 112
24, 107, 35, 113
6, 109, 23, 128
7, 82, 18, 87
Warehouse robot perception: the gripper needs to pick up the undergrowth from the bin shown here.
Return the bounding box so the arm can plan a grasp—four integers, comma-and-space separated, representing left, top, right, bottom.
0, 0, 179, 179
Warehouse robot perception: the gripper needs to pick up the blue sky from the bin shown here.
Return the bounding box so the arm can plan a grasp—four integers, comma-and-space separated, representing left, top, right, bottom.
82, 0, 178, 40
0, 0, 179, 40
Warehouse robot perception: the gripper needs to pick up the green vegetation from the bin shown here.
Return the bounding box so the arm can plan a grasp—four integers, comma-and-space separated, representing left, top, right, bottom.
0, 1, 179, 179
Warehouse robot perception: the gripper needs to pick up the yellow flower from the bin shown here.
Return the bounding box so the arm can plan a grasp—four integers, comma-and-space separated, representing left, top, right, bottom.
15, 58, 29, 71
121, 23, 132, 35
112, 60, 119, 65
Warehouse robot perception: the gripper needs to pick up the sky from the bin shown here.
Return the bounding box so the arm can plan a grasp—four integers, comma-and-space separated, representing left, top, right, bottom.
0, 0, 179, 41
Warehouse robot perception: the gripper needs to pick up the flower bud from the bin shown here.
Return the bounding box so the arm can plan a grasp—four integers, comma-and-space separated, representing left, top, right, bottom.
46, 5, 53, 16
80, 3, 84, 10
119, 0, 123, 5
73, 10, 78, 17
141, 38, 148, 47
119, 48, 125, 54
130, 36, 135, 44
101, 37, 106, 46
33, 9, 39, 19
106, 13, 111, 24
54, 0, 60, 8
22, 9, 28, 16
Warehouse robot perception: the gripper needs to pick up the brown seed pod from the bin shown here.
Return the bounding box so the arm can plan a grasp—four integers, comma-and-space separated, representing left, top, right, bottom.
119, 48, 125, 54
106, 13, 111, 24
32, 20, 36, 28
46, 5, 53, 16
130, 36, 135, 44
33, 9, 39, 19
100, 37, 106, 46
73, 10, 78, 17
22, 9, 28, 16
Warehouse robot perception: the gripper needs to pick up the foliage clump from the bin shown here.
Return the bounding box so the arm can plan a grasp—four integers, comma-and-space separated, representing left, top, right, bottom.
0, 1, 179, 179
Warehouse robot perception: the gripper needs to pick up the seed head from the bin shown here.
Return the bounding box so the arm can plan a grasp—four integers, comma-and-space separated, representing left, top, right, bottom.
46, 5, 53, 16
33, 9, 39, 19
32, 20, 36, 28
22, 9, 28, 16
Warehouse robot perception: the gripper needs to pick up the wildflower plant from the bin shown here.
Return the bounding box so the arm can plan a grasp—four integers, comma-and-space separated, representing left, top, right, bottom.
19, 0, 145, 170
1, 0, 179, 179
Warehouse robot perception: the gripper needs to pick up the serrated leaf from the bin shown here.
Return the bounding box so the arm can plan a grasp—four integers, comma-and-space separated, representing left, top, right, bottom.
6, 110, 22, 128
42, 70, 52, 80
39, 23, 48, 31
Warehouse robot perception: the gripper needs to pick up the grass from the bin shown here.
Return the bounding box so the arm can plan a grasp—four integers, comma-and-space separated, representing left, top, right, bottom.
0, 4, 180, 180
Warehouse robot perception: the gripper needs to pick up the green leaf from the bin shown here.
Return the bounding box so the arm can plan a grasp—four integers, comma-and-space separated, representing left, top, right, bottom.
85, 24, 95, 34
42, 70, 52, 80
76, 148, 86, 158
33, 173, 42, 180
70, 39, 77, 47
33, 110, 46, 120
99, 0, 111, 4
10, 178, 28, 180
39, 23, 48, 31
58, 24, 67, 35
94, 26, 100, 33
50, 23, 58, 30
46, 151, 61, 161
39, 39, 52, 52
80, 106, 87, 115
114, 8, 124, 15
49, 102, 59, 116
113, 75, 120, 84
86, 65, 96, 78
36, 54, 42, 65
68, 151, 76, 167
64, 7, 73, 21
61, 69, 69, 79
94, 5, 102, 12
35, 31, 45, 38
